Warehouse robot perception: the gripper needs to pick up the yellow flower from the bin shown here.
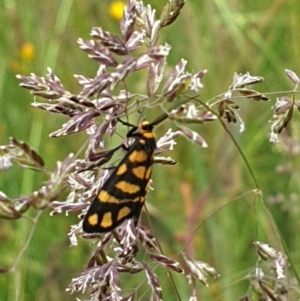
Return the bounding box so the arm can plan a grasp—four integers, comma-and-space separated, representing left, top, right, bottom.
109, 1, 125, 20
20, 42, 35, 62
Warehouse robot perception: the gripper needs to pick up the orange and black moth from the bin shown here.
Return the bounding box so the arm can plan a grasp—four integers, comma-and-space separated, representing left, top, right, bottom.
82, 121, 156, 233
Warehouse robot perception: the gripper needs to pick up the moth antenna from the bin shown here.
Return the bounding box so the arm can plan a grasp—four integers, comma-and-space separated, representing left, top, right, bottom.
149, 112, 169, 127
118, 118, 136, 128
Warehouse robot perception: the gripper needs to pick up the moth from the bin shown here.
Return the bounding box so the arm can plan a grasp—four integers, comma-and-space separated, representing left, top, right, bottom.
82, 121, 156, 233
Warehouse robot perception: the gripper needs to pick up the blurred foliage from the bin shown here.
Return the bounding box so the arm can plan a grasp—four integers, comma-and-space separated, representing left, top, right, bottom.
1, 0, 300, 300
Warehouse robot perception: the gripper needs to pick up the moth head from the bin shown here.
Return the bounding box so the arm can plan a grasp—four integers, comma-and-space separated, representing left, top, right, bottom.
139, 121, 153, 133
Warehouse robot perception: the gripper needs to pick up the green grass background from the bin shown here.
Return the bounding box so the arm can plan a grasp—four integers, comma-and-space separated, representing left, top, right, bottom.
1, 0, 300, 300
